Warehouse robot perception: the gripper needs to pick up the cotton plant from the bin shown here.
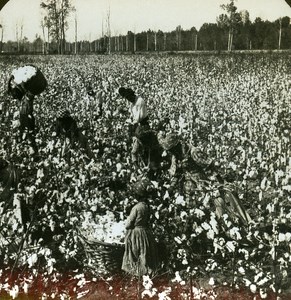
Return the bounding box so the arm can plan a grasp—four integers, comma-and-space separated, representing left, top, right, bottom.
80, 210, 126, 244
1, 53, 291, 299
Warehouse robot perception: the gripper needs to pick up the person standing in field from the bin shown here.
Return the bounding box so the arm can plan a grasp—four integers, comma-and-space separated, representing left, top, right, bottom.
118, 87, 149, 130
122, 178, 160, 276
86, 85, 104, 119
118, 87, 150, 168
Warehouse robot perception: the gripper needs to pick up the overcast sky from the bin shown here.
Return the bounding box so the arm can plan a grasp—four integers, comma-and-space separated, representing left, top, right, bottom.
0, 0, 290, 42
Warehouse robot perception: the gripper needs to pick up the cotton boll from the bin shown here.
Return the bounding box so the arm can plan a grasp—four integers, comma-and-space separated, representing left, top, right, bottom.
116, 162, 122, 172
9, 285, 19, 299
250, 284, 257, 293
209, 277, 215, 286
259, 288, 268, 299
12, 66, 37, 84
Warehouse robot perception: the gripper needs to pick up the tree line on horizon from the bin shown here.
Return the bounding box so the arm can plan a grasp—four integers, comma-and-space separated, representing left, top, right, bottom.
0, 0, 290, 54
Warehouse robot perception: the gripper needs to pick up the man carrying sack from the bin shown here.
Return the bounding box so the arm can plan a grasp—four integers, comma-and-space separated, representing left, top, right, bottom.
7, 65, 47, 155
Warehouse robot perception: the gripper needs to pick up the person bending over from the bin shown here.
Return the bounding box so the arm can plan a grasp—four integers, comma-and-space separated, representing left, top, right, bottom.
55, 109, 95, 160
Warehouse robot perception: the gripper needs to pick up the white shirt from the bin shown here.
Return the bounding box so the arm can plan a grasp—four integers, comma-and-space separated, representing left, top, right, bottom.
130, 96, 148, 124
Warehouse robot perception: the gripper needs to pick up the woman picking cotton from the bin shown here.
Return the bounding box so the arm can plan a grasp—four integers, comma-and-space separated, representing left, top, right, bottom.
122, 177, 160, 277
118, 87, 151, 167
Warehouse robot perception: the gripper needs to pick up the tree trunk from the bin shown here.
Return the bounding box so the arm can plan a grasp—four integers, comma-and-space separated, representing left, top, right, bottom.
108, 36, 111, 54
278, 18, 282, 50
74, 16, 77, 55
52, 2, 60, 54
0, 26, 3, 53
61, 1, 66, 55
228, 29, 233, 51
107, 9, 111, 54
62, 25, 65, 54
41, 22, 46, 54
16, 24, 19, 52
46, 25, 49, 53
164, 33, 167, 51
20, 24, 23, 52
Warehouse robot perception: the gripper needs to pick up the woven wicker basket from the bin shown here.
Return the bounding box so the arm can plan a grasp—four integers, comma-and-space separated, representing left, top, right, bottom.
78, 232, 125, 275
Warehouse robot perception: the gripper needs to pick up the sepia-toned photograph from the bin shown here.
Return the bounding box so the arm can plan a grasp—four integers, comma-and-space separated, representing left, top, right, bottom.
0, 0, 291, 299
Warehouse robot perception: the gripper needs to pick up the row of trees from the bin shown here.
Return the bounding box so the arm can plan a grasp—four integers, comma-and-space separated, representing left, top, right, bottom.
0, 0, 291, 54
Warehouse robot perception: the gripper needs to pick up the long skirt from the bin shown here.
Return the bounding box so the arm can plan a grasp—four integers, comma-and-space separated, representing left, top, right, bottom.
122, 227, 160, 276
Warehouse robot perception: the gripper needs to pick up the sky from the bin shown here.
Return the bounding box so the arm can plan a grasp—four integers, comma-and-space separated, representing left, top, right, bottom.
0, 0, 290, 42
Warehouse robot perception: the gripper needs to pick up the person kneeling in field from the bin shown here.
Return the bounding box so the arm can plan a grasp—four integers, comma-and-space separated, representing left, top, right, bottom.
159, 133, 252, 226
54, 109, 95, 160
